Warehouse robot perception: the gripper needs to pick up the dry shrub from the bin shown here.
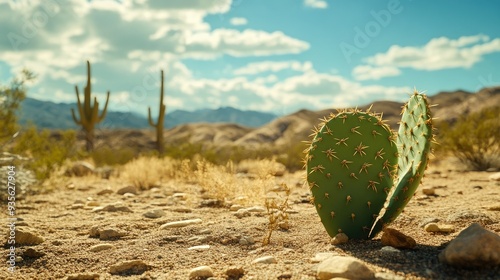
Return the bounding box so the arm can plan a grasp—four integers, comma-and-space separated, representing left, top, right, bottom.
236, 158, 286, 177
262, 183, 291, 245
121, 156, 189, 189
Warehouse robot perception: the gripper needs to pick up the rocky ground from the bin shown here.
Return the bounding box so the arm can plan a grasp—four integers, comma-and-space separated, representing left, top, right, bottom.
1, 159, 500, 280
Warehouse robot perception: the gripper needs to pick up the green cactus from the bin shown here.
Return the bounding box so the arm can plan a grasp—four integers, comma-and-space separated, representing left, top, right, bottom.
148, 70, 166, 155
305, 91, 434, 239
71, 61, 110, 152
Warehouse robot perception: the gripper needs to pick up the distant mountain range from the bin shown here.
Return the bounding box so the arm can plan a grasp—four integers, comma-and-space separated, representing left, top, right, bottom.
18, 98, 277, 129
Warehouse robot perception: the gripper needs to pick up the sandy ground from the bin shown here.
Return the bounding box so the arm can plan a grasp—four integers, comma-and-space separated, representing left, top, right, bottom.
1, 161, 500, 280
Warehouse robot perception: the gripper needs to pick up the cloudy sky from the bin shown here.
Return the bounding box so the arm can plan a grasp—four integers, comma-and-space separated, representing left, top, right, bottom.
1, 0, 499, 116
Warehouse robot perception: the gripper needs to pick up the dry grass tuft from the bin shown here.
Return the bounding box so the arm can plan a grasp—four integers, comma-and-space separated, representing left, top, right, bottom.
262, 183, 291, 245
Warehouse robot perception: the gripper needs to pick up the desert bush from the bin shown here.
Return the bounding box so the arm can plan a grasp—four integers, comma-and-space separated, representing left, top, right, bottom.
438, 106, 500, 170
90, 146, 136, 167
121, 156, 190, 189
12, 126, 77, 180
262, 183, 291, 245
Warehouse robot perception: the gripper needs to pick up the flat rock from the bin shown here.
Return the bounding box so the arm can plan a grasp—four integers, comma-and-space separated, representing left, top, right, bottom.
12, 227, 44, 245
489, 172, 500, 181
109, 260, 150, 275
246, 206, 266, 213
380, 246, 401, 255
143, 209, 165, 219
92, 203, 133, 213
24, 248, 45, 258
234, 209, 251, 219
317, 256, 374, 280
439, 223, 500, 267
117, 185, 138, 195
160, 219, 202, 229
99, 229, 125, 240
381, 228, 416, 249
189, 266, 214, 279
425, 223, 454, 233
66, 273, 100, 280
96, 189, 113, 196
89, 243, 115, 252
331, 233, 349, 245
188, 244, 210, 251
253, 256, 277, 264
311, 252, 337, 263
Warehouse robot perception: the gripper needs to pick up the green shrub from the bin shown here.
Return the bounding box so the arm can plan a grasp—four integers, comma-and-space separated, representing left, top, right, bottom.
438, 106, 500, 170
90, 146, 136, 167
12, 126, 77, 180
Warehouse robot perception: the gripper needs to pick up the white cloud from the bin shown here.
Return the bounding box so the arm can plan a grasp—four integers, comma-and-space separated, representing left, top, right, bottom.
352, 65, 401, 81
366, 34, 500, 71
230, 17, 248, 26
304, 0, 328, 9
233, 61, 313, 75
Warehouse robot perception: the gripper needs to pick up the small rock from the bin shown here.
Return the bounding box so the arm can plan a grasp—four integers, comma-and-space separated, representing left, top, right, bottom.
172, 207, 192, 213
199, 199, 224, 207
65, 161, 95, 177
225, 266, 245, 278
66, 273, 100, 280
89, 226, 100, 238
380, 246, 401, 254
381, 228, 416, 249
99, 229, 125, 240
239, 236, 255, 245
331, 233, 349, 245
96, 189, 114, 196
70, 203, 85, 210
277, 272, 292, 279
117, 185, 138, 195
12, 227, 44, 245
109, 260, 149, 275
23, 248, 45, 258
278, 221, 290, 230
439, 223, 500, 267
89, 244, 115, 252
189, 266, 214, 279
425, 223, 454, 233
230, 204, 244, 211
246, 206, 266, 213
123, 193, 135, 198
159, 219, 202, 229
86, 201, 100, 207
253, 256, 277, 264
188, 245, 210, 251
489, 172, 500, 181
172, 193, 188, 200
422, 188, 435, 196
93, 203, 133, 213
375, 272, 405, 280
419, 217, 439, 228
317, 256, 374, 280
234, 209, 251, 219
143, 209, 165, 219
311, 252, 337, 263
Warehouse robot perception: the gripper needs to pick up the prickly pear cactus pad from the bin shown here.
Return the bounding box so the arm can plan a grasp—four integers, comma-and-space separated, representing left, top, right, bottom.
372, 92, 434, 233
305, 109, 398, 239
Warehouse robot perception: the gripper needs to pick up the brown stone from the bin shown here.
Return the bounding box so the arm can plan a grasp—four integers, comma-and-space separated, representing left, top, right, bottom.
381, 228, 416, 249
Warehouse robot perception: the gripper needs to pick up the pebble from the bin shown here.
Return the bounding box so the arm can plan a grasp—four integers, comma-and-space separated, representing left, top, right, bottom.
234, 209, 251, 219
489, 172, 500, 181
123, 193, 135, 198
239, 235, 255, 245
381, 228, 416, 249
252, 256, 277, 264
439, 223, 500, 267
380, 246, 401, 255
99, 229, 125, 240
24, 248, 45, 258
117, 185, 138, 195
172, 193, 188, 200
225, 266, 245, 278
96, 189, 113, 195
278, 221, 290, 230
12, 227, 44, 245
172, 207, 192, 213
419, 217, 439, 228
317, 256, 374, 280
66, 273, 101, 280
70, 203, 85, 210
189, 266, 214, 279
160, 219, 202, 229
331, 233, 349, 245
92, 203, 133, 213
143, 209, 165, 219
188, 245, 210, 251
422, 188, 435, 196
89, 243, 115, 252
109, 260, 150, 275
246, 206, 266, 213
230, 204, 244, 211
85, 201, 100, 207
424, 223, 454, 233
311, 252, 337, 263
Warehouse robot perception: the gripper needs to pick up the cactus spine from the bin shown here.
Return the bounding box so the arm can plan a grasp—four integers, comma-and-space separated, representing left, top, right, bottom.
305, 91, 434, 239
148, 70, 166, 155
71, 61, 110, 152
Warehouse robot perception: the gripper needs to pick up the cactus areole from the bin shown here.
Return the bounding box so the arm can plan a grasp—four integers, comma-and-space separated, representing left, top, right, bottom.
305, 91, 434, 239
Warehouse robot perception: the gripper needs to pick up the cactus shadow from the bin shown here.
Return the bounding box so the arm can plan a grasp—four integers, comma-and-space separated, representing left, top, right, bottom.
335, 239, 500, 279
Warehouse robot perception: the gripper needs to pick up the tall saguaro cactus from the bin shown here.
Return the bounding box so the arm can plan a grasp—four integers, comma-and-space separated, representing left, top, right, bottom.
148, 70, 166, 155
71, 61, 110, 152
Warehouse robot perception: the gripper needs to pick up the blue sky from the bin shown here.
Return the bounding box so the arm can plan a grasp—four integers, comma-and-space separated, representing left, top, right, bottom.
1, 0, 499, 116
